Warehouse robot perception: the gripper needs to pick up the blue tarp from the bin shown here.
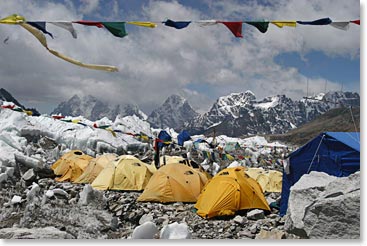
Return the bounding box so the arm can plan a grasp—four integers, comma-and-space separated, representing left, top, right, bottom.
280, 132, 360, 216
157, 130, 172, 149
177, 130, 191, 146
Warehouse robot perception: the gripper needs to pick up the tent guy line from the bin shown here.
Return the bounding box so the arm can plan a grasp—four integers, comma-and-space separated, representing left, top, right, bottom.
0, 14, 360, 72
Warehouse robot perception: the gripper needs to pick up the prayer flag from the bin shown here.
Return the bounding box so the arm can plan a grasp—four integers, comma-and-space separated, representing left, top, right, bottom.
127, 21, 157, 28
74, 20, 103, 28
48, 22, 77, 38
270, 21, 296, 28
27, 22, 54, 38
330, 21, 350, 31
351, 20, 360, 25
164, 19, 191, 29
297, 17, 332, 25
219, 21, 243, 37
101, 22, 128, 38
245, 21, 269, 33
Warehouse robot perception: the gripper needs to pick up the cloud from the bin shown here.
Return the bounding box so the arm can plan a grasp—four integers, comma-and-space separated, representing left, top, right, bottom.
0, 0, 360, 116
79, 0, 100, 15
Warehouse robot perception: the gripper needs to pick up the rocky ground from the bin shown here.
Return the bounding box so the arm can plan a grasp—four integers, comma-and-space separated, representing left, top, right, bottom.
0, 170, 298, 239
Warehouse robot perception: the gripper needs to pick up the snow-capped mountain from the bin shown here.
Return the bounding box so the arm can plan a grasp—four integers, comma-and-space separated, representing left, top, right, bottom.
51, 95, 147, 121
148, 94, 199, 131
187, 91, 360, 136
0, 88, 40, 116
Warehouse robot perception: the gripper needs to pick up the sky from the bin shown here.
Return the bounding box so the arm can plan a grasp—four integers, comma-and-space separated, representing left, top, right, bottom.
0, 0, 361, 115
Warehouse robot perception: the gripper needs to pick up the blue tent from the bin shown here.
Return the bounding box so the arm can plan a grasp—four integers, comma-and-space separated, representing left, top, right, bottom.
280, 132, 360, 216
177, 130, 191, 146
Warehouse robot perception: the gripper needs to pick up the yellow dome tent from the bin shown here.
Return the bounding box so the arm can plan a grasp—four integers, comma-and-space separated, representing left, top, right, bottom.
74, 153, 117, 184
91, 155, 156, 191
51, 150, 93, 182
137, 163, 208, 203
245, 167, 283, 193
195, 167, 270, 219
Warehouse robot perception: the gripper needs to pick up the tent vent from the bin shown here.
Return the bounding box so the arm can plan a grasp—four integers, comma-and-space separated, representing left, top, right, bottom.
74, 151, 83, 155
184, 171, 194, 175
133, 163, 141, 167
220, 172, 229, 176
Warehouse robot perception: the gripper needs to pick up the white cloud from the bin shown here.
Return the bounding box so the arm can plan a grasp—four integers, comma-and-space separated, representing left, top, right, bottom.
0, 0, 360, 116
79, 0, 100, 15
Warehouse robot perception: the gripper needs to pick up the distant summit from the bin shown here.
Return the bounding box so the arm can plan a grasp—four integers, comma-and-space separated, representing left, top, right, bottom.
0, 88, 40, 116
51, 94, 147, 121
148, 94, 199, 130
186, 91, 360, 137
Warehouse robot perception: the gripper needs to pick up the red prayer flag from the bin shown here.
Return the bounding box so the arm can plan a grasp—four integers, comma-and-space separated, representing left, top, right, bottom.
218, 21, 243, 38
52, 115, 65, 120
1, 105, 15, 109
74, 20, 104, 28
351, 20, 360, 25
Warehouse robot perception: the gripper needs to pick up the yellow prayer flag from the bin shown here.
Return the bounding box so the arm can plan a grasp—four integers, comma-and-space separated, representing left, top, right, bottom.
0, 14, 25, 24
127, 21, 157, 28
270, 21, 296, 28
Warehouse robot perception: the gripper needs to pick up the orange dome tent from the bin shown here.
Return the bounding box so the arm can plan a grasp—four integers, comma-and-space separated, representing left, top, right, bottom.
137, 163, 208, 203
74, 153, 117, 184
51, 150, 93, 182
195, 167, 270, 219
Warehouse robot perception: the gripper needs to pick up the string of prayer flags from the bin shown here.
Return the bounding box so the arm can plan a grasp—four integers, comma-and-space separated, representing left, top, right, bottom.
270, 21, 296, 28
297, 17, 332, 25
48, 22, 77, 38
245, 21, 269, 33
164, 19, 191, 29
218, 21, 243, 38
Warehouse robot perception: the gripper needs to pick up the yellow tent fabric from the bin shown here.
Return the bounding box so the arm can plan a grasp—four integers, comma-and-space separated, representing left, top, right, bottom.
271, 21, 297, 28
152, 155, 186, 166
137, 163, 208, 203
91, 155, 156, 191
245, 167, 283, 193
74, 153, 117, 184
195, 167, 270, 219
51, 150, 93, 182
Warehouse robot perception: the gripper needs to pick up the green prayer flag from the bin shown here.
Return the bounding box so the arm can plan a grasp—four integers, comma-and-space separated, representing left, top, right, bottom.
101, 22, 128, 38
245, 21, 269, 33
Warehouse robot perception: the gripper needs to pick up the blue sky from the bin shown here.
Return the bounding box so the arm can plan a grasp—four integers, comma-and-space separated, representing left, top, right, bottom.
0, 0, 361, 114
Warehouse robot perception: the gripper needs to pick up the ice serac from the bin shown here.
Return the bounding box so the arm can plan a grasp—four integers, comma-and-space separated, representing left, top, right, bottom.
187, 91, 360, 136
148, 94, 199, 131
51, 94, 147, 121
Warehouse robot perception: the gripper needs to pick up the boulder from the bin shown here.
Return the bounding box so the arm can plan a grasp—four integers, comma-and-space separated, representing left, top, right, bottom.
233, 215, 246, 225
160, 222, 191, 239
78, 185, 94, 206
285, 171, 360, 239
131, 221, 159, 239
11, 195, 22, 204
22, 169, 36, 183
26, 183, 40, 202
139, 213, 154, 225
0, 173, 8, 183
247, 209, 265, 220
5, 167, 15, 177
0, 226, 74, 239
255, 229, 286, 239
45, 190, 54, 198
52, 188, 69, 199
